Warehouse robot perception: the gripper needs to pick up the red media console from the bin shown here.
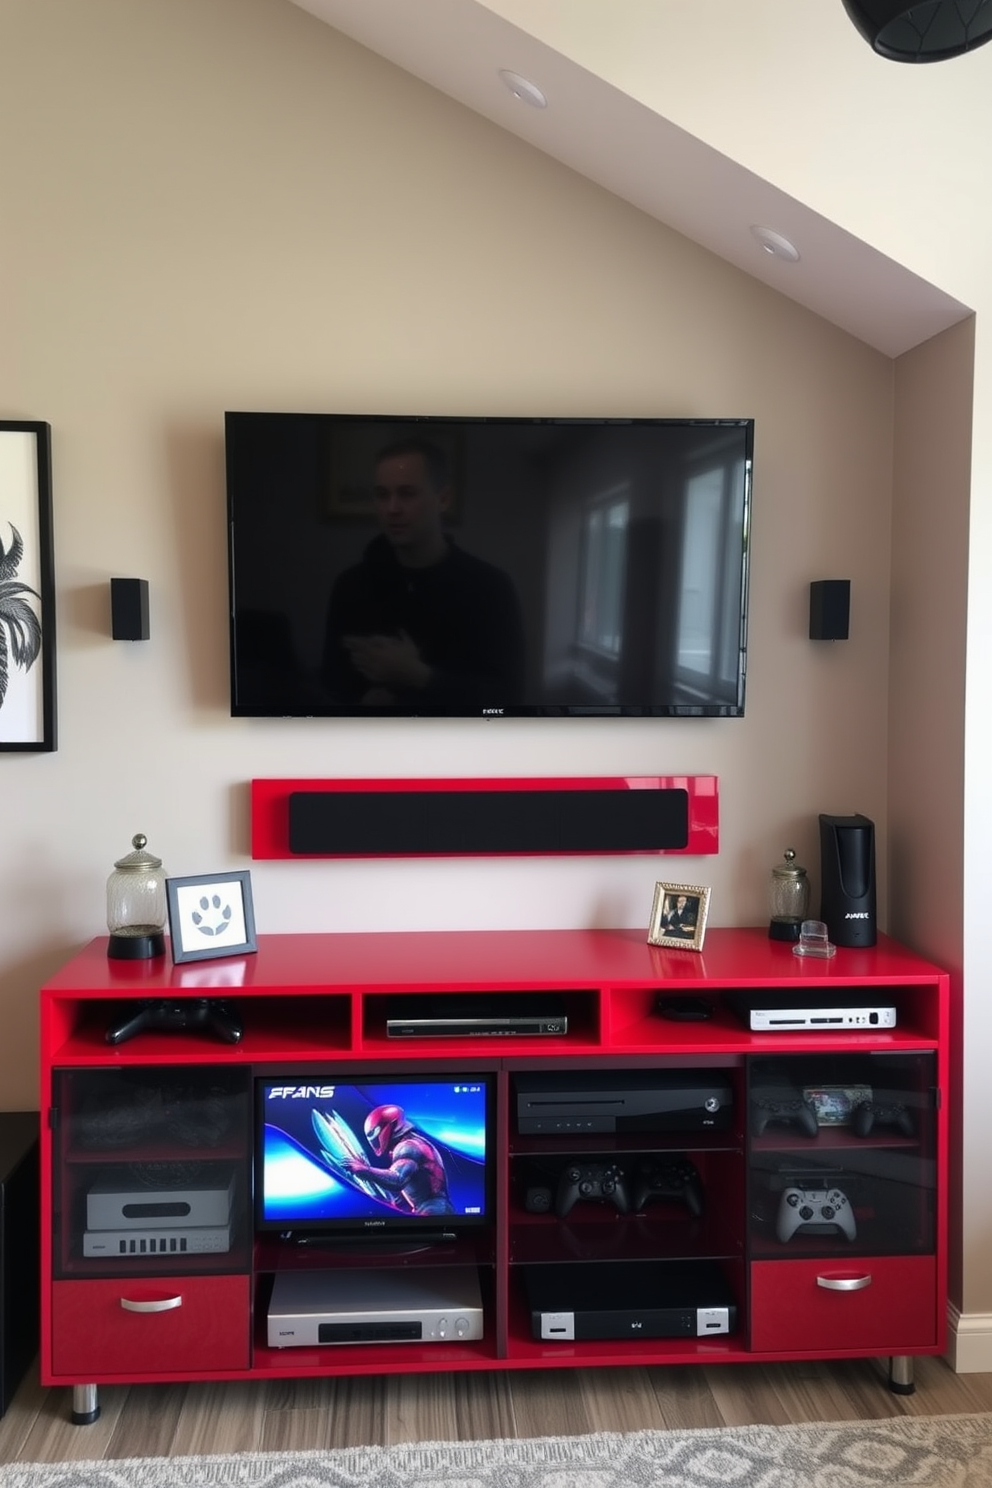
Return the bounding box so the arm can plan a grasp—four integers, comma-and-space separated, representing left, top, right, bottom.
39, 927, 948, 1422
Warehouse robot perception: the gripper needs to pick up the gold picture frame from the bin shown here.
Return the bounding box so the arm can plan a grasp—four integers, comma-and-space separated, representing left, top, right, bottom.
647, 881, 711, 952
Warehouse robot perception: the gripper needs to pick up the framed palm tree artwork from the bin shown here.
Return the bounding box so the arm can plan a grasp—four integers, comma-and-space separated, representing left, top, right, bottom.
0, 422, 56, 752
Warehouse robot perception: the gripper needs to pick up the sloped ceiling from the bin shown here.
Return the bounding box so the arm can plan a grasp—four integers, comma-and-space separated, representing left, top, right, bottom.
286, 0, 970, 358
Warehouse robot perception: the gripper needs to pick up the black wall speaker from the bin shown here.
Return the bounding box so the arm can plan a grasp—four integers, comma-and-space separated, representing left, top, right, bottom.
809, 580, 850, 641
819, 812, 876, 947
288, 787, 690, 857
111, 578, 150, 641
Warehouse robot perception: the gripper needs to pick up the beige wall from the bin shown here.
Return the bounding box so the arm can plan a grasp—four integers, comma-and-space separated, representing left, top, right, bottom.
484, 0, 992, 1357
888, 321, 973, 1309
3, 3, 895, 1135
888, 323, 971, 971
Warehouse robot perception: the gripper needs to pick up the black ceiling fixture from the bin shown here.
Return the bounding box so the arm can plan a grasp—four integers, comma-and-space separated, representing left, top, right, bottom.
841, 0, 992, 60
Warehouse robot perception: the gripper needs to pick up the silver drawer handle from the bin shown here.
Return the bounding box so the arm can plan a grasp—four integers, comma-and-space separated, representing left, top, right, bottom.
120, 1294, 183, 1314
817, 1274, 872, 1292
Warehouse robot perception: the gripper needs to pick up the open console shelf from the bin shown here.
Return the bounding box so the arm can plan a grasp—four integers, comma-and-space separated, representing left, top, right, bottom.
38, 927, 949, 1419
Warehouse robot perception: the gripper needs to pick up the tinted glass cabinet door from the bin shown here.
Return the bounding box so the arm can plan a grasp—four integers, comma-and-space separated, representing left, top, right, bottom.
747, 1053, 938, 1356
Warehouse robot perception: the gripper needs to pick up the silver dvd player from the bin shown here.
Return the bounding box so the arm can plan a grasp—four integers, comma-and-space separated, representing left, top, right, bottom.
267, 1266, 484, 1347
728, 993, 896, 1031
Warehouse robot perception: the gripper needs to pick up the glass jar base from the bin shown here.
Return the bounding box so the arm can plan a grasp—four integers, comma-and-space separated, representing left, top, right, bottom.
768, 917, 803, 943
107, 929, 166, 960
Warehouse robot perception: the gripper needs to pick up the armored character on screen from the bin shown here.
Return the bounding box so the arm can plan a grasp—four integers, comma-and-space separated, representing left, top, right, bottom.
344, 1103, 455, 1216
321, 438, 525, 710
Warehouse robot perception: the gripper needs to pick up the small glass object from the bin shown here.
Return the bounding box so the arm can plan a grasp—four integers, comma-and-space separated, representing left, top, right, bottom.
793, 919, 836, 959
769, 848, 810, 942
106, 833, 167, 960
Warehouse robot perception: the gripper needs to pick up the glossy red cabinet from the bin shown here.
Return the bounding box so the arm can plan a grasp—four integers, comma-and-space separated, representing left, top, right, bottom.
38, 928, 949, 1416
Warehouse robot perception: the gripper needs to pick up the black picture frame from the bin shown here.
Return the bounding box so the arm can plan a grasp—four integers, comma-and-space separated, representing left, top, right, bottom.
0, 421, 56, 752
166, 870, 258, 964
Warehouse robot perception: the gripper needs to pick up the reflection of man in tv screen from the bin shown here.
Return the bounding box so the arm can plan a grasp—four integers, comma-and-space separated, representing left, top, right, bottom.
321, 438, 525, 709
345, 1103, 454, 1216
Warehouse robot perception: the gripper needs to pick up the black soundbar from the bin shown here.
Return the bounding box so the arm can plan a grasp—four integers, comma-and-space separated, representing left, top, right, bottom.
288, 787, 689, 857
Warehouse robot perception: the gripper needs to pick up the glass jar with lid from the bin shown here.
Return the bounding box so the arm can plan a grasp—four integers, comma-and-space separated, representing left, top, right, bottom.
768, 848, 810, 942
106, 833, 167, 959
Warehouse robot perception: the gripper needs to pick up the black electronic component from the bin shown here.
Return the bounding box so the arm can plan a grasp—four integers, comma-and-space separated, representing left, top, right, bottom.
819, 813, 877, 948
654, 995, 714, 1022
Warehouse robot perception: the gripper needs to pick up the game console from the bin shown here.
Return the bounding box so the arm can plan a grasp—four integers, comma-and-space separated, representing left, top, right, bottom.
86, 1169, 235, 1230
267, 1266, 484, 1347
802, 1085, 873, 1126
525, 1261, 736, 1341
515, 1071, 733, 1134
386, 993, 567, 1039
83, 1224, 231, 1257
727, 992, 896, 1032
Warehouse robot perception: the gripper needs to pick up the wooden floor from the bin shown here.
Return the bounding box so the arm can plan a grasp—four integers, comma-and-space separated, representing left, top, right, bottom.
3, 1356, 992, 1465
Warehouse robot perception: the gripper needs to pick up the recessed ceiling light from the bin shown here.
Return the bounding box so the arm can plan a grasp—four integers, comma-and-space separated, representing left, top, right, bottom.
750, 225, 801, 263
498, 70, 547, 108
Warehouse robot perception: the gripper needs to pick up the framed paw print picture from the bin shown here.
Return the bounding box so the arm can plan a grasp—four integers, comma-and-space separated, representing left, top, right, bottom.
166, 870, 258, 963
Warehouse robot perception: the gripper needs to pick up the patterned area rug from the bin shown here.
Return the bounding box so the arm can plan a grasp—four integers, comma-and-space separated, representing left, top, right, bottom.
6, 1415, 992, 1488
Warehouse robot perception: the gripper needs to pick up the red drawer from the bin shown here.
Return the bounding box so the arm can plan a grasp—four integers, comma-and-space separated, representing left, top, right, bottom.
750, 1255, 937, 1353
52, 1274, 249, 1377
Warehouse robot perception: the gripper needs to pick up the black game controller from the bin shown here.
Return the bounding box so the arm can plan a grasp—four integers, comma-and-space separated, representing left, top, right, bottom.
105, 998, 243, 1046
751, 1091, 819, 1138
631, 1156, 704, 1217
555, 1162, 630, 1218
851, 1100, 914, 1138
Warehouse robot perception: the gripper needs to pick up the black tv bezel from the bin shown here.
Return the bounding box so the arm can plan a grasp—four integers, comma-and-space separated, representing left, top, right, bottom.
253, 1070, 496, 1238
225, 412, 754, 721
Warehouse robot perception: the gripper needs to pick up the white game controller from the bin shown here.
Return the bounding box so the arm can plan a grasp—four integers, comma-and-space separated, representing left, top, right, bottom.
776, 1186, 857, 1243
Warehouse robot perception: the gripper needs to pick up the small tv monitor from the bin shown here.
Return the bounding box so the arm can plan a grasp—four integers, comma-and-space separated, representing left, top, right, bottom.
255, 1074, 492, 1235
226, 413, 753, 718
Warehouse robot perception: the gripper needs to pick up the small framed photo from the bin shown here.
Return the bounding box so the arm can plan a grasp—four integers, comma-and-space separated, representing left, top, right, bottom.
647, 881, 711, 952
166, 870, 258, 964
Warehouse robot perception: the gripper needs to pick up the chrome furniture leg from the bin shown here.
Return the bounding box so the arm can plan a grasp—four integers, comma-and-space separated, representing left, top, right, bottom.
71, 1383, 100, 1423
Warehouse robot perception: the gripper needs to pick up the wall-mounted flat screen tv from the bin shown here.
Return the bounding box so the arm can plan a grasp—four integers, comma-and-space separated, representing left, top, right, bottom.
225, 413, 753, 718
255, 1074, 492, 1237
